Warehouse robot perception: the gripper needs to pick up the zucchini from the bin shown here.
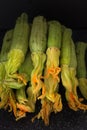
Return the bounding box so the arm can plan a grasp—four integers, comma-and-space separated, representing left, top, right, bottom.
28, 16, 47, 112
5, 13, 30, 76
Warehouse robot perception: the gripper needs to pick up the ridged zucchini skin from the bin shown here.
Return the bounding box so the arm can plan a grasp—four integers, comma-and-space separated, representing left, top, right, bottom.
76, 42, 87, 100
60, 28, 72, 66
76, 42, 87, 78
10, 13, 29, 55
0, 29, 13, 62
69, 39, 77, 68
29, 16, 47, 53
5, 13, 30, 75
0, 29, 13, 81
47, 21, 62, 49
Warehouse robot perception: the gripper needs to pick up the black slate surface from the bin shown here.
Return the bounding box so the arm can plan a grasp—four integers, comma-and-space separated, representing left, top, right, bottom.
0, 0, 87, 29
0, 88, 87, 130
0, 104, 87, 130
0, 30, 87, 130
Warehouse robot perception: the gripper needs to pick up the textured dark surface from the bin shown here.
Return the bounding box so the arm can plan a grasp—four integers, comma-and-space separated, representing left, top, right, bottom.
0, 87, 87, 130
0, 104, 87, 130
0, 0, 87, 29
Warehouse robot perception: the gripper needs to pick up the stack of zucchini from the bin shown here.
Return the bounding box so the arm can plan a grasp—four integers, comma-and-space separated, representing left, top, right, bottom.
0, 12, 87, 125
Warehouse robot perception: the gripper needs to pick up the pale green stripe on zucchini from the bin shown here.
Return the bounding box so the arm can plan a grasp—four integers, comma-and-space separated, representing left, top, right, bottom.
60, 28, 72, 65
0, 29, 13, 62
47, 21, 62, 49
29, 16, 47, 53
69, 39, 77, 68
76, 42, 87, 78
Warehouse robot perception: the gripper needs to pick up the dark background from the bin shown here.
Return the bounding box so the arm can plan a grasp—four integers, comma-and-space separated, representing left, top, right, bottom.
0, 0, 87, 29
0, 0, 87, 130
